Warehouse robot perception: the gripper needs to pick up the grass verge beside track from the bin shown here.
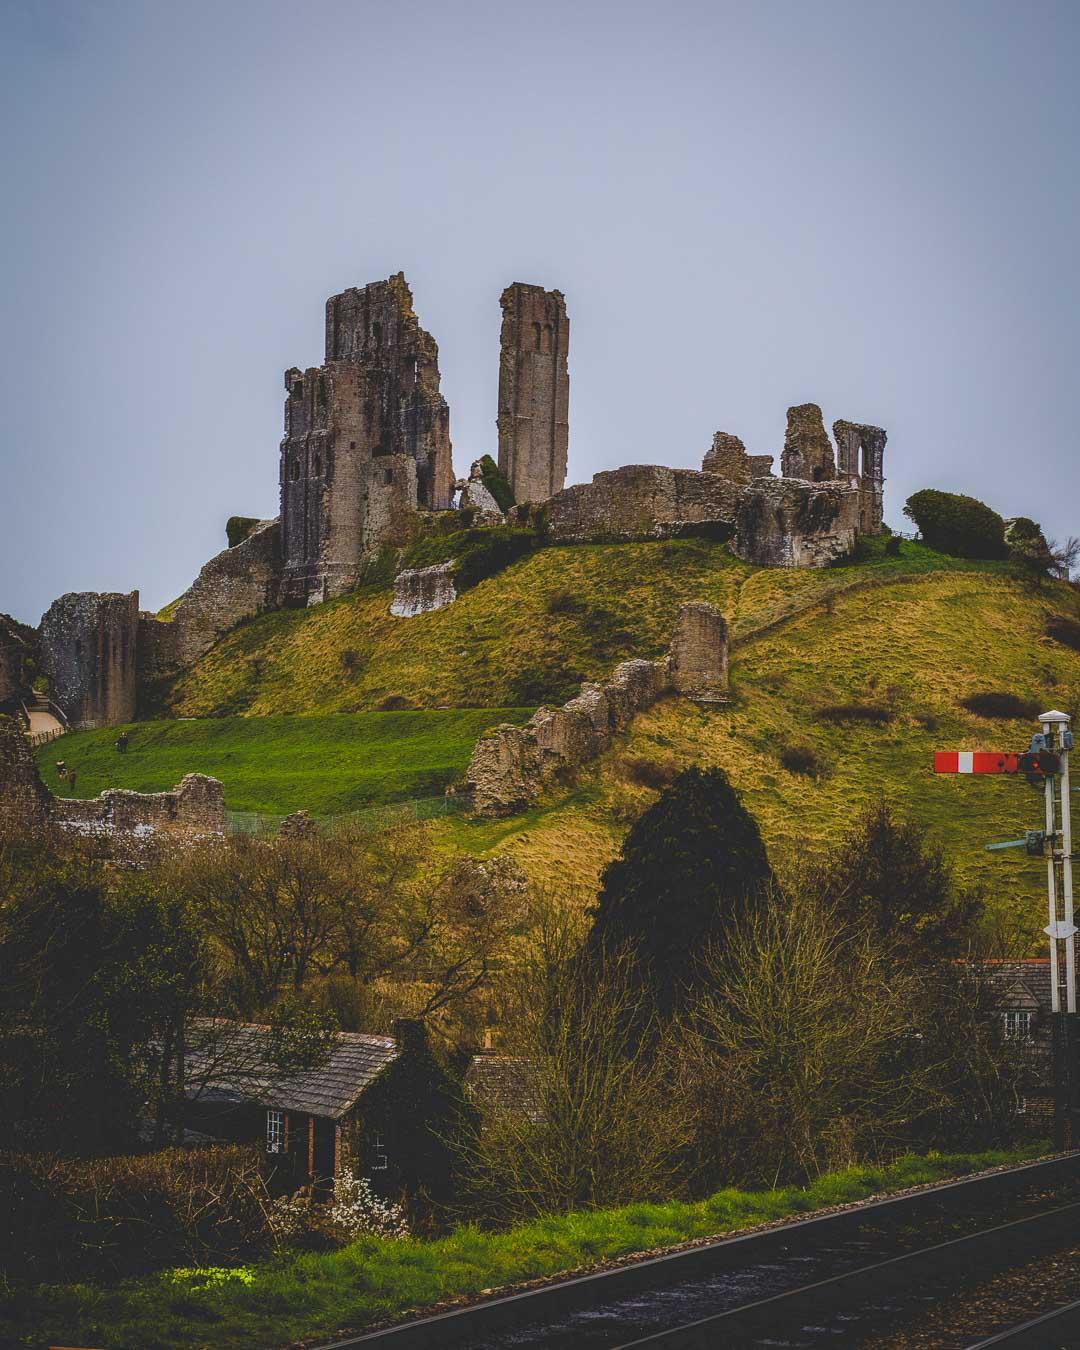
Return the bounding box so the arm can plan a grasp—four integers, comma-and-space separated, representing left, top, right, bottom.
0, 1145, 1048, 1350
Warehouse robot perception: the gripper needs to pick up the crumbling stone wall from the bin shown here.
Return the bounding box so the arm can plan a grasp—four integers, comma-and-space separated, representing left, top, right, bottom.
732, 477, 861, 568
457, 460, 504, 517
0, 616, 33, 708
39, 591, 139, 729
281, 273, 453, 605
748, 454, 775, 479
497, 284, 569, 504
0, 715, 52, 832
544, 465, 739, 543
701, 432, 753, 485
780, 403, 837, 482
463, 603, 728, 816
54, 773, 225, 838
669, 601, 729, 695
833, 419, 887, 534
167, 519, 281, 666
0, 715, 224, 839
390, 561, 457, 617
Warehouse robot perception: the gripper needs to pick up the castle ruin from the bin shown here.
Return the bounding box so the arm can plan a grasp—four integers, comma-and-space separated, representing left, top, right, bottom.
497, 284, 570, 504
280, 274, 454, 605
20, 273, 889, 732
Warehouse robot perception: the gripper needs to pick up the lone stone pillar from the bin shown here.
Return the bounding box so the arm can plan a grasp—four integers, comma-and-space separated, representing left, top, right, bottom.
497, 283, 569, 504
780, 403, 836, 482
669, 602, 729, 696
39, 591, 139, 728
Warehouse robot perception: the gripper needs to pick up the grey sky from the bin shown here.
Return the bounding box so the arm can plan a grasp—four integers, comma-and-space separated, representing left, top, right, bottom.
2, 0, 1077, 625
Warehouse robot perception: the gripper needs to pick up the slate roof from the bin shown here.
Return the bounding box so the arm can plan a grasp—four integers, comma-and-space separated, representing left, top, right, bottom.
185, 1021, 398, 1120
980, 960, 1056, 1013
464, 1053, 544, 1123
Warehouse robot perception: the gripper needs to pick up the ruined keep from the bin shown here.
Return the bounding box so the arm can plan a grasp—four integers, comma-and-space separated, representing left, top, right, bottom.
497, 284, 570, 504
280, 274, 453, 605
39, 592, 139, 729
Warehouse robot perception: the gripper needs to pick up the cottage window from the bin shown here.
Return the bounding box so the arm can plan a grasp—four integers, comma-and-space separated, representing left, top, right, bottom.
1000, 1010, 1033, 1040
266, 1109, 285, 1154
371, 1131, 388, 1171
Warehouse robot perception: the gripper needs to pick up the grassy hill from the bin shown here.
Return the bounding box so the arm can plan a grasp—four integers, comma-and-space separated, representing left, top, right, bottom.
34, 709, 533, 820
163, 536, 1014, 718
434, 564, 1080, 946
81, 534, 1080, 944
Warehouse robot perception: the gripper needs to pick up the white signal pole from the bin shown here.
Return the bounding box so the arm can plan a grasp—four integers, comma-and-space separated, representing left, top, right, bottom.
1041, 710, 1075, 1015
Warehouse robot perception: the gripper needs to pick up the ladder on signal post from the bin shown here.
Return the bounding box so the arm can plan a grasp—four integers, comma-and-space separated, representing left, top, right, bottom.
936, 711, 1076, 1145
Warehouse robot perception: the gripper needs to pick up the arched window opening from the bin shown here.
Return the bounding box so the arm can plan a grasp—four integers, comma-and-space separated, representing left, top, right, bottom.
292, 379, 304, 401
289, 459, 301, 482
533, 322, 543, 352
372, 320, 382, 349
313, 454, 322, 477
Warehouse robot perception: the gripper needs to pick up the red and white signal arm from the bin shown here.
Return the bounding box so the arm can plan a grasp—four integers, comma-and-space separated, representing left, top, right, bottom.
934, 751, 1021, 775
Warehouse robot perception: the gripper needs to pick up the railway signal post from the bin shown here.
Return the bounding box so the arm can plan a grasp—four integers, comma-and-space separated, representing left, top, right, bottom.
935, 710, 1077, 1145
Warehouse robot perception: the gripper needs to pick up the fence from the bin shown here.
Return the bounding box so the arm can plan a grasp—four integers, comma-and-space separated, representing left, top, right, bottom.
225, 793, 468, 837
27, 726, 65, 748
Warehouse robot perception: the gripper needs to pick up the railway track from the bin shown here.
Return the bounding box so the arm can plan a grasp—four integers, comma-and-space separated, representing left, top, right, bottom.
316, 1153, 1080, 1350
612, 1201, 1080, 1347
967, 1298, 1080, 1347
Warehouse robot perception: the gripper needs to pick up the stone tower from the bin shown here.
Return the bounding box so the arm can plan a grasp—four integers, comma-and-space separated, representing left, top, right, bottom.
780, 403, 836, 482
833, 419, 887, 534
280, 273, 453, 605
497, 284, 569, 504
39, 591, 139, 728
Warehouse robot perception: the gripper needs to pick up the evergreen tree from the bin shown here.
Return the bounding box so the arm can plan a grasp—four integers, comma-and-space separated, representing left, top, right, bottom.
814, 797, 981, 966
587, 767, 772, 1013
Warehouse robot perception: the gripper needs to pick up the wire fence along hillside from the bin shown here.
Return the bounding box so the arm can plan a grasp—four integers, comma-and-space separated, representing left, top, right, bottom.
226, 793, 468, 836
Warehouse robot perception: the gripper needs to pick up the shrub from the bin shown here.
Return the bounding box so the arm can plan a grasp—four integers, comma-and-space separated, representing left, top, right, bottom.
780, 744, 823, 778
340, 649, 360, 672
815, 704, 894, 726
1, 1145, 272, 1282
885, 535, 902, 557
622, 755, 679, 789
902, 490, 1007, 560
226, 516, 260, 549
328, 1168, 410, 1241
455, 528, 539, 590
960, 691, 1040, 720
377, 694, 414, 711
545, 590, 587, 616
508, 661, 584, 706
477, 455, 515, 514
1047, 615, 1080, 652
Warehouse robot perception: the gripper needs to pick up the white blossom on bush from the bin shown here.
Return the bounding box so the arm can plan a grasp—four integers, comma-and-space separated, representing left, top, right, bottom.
267, 1189, 312, 1243
328, 1168, 409, 1241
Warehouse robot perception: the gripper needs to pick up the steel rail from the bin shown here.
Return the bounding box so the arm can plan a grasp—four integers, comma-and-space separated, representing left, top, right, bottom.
611, 1200, 1080, 1349
965, 1297, 1080, 1348
311, 1153, 1080, 1350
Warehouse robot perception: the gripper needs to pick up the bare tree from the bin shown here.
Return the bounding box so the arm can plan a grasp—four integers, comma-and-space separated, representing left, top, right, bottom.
685, 889, 948, 1186
464, 898, 695, 1220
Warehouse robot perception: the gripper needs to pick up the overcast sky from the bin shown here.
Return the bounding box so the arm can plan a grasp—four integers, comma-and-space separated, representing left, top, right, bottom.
2, 0, 1077, 625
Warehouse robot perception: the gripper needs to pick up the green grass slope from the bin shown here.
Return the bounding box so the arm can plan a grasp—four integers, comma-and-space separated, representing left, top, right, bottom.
35, 710, 533, 818
164, 537, 1009, 718
432, 566, 1080, 946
